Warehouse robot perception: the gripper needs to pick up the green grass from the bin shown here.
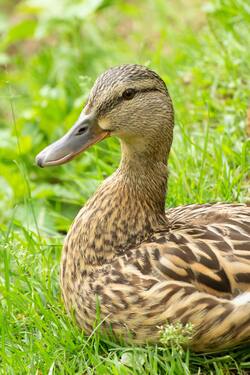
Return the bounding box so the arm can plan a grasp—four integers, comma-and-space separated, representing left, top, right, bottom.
0, 0, 250, 373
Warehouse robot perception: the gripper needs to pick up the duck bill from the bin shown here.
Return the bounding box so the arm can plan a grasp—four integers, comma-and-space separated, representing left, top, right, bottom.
36, 113, 109, 167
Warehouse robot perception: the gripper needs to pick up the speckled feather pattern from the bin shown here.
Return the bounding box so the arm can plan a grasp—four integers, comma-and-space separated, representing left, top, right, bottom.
60, 65, 250, 352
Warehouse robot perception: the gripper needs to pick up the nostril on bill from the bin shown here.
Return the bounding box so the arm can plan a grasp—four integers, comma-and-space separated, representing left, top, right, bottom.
76, 126, 88, 135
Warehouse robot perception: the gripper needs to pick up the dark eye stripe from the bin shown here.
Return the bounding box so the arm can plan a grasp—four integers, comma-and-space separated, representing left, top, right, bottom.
138, 88, 161, 94
98, 87, 160, 116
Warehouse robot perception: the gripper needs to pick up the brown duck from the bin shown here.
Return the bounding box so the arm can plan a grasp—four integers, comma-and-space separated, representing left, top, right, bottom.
36, 64, 250, 351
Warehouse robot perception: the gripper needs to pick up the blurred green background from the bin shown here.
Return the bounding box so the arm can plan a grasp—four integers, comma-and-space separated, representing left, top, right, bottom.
1, 0, 249, 237
0, 0, 250, 373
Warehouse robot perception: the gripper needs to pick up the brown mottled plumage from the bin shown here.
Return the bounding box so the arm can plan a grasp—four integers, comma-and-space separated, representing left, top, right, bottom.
36, 64, 250, 352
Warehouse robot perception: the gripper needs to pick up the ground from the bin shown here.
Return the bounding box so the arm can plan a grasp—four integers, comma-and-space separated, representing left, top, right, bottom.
0, 0, 250, 373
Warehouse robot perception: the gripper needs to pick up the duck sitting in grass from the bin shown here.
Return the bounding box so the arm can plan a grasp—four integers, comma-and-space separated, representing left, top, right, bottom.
36, 64, 250, 352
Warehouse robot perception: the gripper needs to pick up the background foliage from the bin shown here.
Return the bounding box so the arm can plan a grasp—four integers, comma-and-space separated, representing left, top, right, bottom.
0, 0, 249, 373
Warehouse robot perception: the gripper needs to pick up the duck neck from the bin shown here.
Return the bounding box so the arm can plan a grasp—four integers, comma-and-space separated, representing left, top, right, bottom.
63, 141, 169, 269
119, 138, 169, 212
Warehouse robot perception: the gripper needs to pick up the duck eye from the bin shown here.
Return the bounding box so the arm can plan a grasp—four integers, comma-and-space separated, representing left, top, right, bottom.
122, 88, 136, 100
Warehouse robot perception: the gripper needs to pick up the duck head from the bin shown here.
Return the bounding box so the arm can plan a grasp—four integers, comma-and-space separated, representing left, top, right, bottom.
36, 64, 174, 167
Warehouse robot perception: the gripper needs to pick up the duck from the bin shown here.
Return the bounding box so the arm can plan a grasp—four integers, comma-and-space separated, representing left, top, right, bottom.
36, 64, 250, 352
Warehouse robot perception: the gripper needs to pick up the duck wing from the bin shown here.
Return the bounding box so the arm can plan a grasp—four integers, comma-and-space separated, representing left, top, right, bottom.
75, 203, 250, 351
136, 203, 250, 297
